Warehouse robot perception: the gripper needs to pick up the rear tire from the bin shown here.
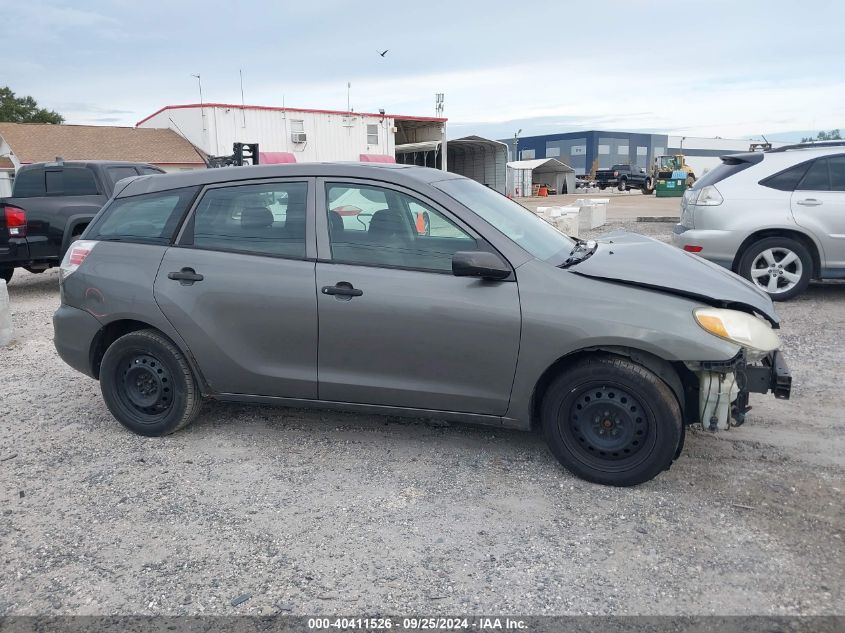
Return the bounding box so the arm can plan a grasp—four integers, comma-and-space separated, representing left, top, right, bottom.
99, 329, 202, 436
641, 177, 654, 194
541, 356, 682, 486
0, 267, 12, 284
738, 236, 812, 301
618, 180, 627, 192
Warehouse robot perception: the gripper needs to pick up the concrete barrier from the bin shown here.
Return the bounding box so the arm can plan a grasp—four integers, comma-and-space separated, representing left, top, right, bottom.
536, 206, 580, 238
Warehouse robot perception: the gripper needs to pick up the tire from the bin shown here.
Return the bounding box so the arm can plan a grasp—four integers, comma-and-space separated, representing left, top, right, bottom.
0, 267, 12, 284
618, 180, 627, 192
541, 355, 682, 486
737, 236, 812, 301
599, 185, 607, 190
641, 177, 654, 195
99, 329, 202, 436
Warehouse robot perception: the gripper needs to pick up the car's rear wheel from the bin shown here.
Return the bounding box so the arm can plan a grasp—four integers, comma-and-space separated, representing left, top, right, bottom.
541, 356, 682, 486
0, 267, 13, 284
618, 179, 627, 192
100, 329, 202, 436
738, 236, 812, 301
641, 177, 654, 195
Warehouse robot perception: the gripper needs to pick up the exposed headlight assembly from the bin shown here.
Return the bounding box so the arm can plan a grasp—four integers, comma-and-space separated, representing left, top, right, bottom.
694, 308, 781, 360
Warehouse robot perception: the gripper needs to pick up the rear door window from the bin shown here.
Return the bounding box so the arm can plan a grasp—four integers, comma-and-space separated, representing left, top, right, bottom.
43, 168, 100, 196
827, 156, 845, 192
759, 161, 813, 191
88, 187, 198, 243
186, 181, 308, 259
797, 159, 830, 191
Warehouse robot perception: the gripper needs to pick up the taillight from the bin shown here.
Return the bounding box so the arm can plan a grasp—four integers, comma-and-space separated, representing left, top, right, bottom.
613, 171, 619, 177
59, 240, 98, 281
683, 245, 703, 253
4, 205, 27, 237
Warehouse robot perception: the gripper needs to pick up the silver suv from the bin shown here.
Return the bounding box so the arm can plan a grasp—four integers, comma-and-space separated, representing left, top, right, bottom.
54, 163, 791, 486
673, 141, 845, 300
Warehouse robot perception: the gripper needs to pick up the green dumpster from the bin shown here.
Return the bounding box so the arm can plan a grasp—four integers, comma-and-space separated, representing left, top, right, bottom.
655, 177, 686, 197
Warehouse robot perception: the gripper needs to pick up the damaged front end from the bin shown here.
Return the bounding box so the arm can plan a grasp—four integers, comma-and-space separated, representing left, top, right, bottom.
687, 350, 792, 430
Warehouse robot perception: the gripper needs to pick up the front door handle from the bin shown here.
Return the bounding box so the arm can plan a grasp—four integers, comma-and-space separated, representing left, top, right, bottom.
321, 282, 363, 298
796, 198, 823, 206
168, 267, 204, 285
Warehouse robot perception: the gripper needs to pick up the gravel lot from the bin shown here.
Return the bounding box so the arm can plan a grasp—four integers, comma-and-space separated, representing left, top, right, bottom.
1, 220, 843, 617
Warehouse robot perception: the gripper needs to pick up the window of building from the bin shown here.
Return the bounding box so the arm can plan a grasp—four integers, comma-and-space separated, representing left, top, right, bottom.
520, 149, 535, 159
89, 187, 198, 243
189, 182, 308, 258
546, 146, 561, 157
571, 145, 586, 156
637, 146, 648, 156
617, 145, 629, 156
598, 145, 610, 155
367, 123, 379, 146
290, 120, 305, 133
325, 183, 475, 272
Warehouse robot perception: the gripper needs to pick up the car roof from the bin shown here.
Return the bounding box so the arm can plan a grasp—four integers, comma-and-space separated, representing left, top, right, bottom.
18, 160, 159, 170
115, 162, 464, 198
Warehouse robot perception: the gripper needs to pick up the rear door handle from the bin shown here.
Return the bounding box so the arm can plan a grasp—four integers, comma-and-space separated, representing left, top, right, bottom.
796, 198, 822, 206
321, 282, 363, 298
167, 267, 204, 285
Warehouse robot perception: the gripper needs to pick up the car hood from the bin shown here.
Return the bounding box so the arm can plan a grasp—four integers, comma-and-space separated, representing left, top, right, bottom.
569, 230, 780, 326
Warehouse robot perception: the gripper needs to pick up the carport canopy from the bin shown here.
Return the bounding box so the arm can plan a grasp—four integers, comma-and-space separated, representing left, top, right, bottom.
507, 158, 576, 197
395, 135, 508, 194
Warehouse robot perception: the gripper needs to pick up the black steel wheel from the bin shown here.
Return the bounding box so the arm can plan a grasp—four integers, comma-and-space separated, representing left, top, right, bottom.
100, 329, 202, 436
541, 355, 682, 486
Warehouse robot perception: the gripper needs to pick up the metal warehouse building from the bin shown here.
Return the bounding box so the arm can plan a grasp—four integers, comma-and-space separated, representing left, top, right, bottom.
501, 130, 766, 178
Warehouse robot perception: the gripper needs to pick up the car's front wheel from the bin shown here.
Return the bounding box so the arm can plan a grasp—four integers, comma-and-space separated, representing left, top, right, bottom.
738, 236, 812, 301
541, 356, 682, 486
100, 329, 202, 436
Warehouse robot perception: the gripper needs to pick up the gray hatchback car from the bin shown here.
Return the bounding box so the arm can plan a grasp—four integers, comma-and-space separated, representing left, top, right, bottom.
54, 163, 791, 486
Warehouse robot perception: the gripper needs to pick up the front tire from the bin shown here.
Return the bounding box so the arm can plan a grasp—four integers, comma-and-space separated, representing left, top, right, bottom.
738, 236, 812, 301
99, 329, 202, 436
618, 180, 627, 192
541, 356, 682, 486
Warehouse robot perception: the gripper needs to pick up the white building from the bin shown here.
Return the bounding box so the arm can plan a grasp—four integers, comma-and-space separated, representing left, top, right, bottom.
136, 103, 446, 164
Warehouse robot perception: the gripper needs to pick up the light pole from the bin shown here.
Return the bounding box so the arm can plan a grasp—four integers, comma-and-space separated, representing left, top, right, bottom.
513, 128, 522, 161
436, 93, 446, 172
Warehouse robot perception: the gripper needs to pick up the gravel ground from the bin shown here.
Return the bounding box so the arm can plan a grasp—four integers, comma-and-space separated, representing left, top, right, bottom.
1, 222, 843, 616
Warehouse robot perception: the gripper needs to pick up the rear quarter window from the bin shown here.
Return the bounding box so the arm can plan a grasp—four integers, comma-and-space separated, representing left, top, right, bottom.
88, 186, 198, 243
759, 161, 813, 191
11, 168, 46, 197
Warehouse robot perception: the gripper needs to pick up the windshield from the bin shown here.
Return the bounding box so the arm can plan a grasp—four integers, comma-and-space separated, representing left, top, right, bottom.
434, 179, 574, 263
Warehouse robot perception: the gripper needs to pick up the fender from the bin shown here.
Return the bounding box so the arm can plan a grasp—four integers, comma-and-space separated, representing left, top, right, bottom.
60, 212, 98, 256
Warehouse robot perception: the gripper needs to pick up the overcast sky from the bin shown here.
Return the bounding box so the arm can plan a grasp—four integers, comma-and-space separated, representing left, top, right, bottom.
4, 0, 842, 141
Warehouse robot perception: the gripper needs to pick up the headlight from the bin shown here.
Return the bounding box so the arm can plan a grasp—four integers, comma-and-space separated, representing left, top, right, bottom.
694, 308, 781, 357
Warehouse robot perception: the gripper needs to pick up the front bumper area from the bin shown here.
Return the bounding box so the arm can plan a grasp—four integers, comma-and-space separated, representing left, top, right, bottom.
694, 350, 791, 429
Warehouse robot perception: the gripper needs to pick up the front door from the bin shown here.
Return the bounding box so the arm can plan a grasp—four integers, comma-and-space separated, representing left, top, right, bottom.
791, 154, 845, 271
315, 180, 521, 415
154, 178, 319, 398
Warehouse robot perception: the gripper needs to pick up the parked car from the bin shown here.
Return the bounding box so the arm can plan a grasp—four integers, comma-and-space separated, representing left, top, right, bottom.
54, 163, 791, 486
672, 142, 845, 300
0, 160, 164, 283
595, 164, 652, 193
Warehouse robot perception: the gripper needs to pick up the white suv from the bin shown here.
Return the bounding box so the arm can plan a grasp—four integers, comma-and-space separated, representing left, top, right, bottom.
672, 141, 845, 300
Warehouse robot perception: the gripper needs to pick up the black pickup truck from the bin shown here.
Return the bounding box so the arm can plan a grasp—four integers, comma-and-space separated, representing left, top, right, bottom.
595, 164, 653, 193
0, 160, 164, 283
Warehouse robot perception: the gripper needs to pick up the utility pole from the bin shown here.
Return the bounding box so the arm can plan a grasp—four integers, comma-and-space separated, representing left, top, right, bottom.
436, 93, 446, 172
513, 128, 522, 161
191, 73, 206, 132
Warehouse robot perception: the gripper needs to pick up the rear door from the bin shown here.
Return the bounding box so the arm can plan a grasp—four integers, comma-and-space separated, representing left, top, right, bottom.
315, 179, 521, 415
791, 155, 845, 271
154, 178, 319, 398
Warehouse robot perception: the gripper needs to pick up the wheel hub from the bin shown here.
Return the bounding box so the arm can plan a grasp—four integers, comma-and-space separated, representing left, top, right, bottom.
567, 387, 648, 460
121, 354, 172, 414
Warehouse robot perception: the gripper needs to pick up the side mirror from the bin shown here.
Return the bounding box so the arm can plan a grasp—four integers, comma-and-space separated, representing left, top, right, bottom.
452, 251, 511, 281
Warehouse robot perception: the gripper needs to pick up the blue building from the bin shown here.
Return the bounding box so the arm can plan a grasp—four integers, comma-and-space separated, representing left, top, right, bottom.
500, 130, 755, 177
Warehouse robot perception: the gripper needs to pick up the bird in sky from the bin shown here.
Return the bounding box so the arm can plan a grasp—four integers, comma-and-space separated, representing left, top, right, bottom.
377, 49, 389, 57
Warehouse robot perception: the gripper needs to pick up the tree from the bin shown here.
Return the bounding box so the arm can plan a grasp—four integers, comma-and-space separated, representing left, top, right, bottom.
0, 87, 64, 124
801, 129, 842, 142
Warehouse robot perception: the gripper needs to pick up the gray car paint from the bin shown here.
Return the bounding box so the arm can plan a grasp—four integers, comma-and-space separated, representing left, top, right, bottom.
59, 163, 778, 432
572, 231, 779, 325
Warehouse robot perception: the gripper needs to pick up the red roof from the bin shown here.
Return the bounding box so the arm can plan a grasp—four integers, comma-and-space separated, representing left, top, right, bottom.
136, 103, 447, 127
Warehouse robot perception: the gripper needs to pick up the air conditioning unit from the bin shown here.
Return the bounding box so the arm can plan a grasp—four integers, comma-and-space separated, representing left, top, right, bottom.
291, 132, 307, 143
